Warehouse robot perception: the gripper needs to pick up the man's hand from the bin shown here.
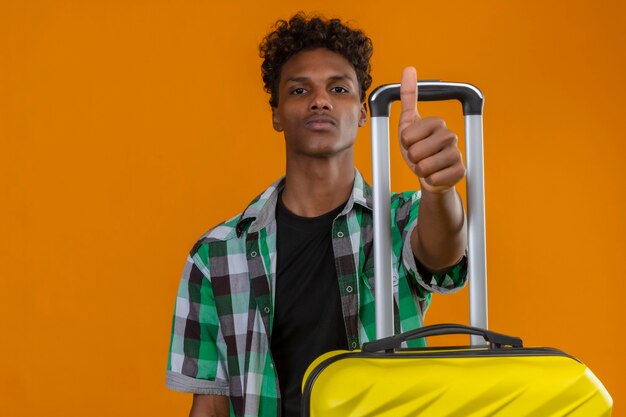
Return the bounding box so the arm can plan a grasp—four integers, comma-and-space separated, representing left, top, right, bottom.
399, 67, 467, 272
398, 67, 465, 193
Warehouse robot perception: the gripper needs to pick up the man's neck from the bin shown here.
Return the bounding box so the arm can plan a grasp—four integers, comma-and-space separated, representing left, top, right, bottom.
282, 152, 355, 217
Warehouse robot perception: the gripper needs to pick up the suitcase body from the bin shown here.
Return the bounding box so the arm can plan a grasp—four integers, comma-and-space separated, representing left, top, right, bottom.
301, 82, 613, 416
302, 325, 612, 416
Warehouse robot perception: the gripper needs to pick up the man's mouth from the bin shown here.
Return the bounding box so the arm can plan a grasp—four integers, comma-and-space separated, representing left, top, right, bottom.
305, 115, 336, 130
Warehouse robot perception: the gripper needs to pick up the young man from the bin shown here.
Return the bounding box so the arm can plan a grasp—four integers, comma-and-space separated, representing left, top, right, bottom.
167, 13, 467, 417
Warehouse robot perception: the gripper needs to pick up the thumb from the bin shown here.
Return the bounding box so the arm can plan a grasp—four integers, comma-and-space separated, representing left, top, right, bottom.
399, 67, 420, 133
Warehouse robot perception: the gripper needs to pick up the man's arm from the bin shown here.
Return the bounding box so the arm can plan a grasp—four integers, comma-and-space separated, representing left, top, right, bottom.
190, 394, 229, 417
398, 67, 467, 271
411, 188, 466, 272
166, 251, 231, 417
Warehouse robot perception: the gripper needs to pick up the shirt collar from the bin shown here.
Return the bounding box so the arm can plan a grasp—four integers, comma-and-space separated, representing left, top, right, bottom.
349, 169, 373, 210
236, 169, 372, 237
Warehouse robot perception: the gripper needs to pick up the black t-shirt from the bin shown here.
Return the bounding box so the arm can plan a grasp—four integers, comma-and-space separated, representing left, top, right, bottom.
271, 195, 349, 417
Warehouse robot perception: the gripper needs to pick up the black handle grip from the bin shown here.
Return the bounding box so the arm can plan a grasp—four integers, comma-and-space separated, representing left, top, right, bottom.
362, 323, 523, 352
368, 81, 484, 117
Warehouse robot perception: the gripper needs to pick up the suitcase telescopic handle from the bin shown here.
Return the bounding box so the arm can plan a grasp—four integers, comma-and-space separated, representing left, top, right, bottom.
368, 81, 489, 346
369, 81, 484, 117
362, 323, 523, 353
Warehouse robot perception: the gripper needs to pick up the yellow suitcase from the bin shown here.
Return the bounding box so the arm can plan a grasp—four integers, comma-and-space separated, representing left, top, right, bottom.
302, 82, 612, 416
302, 324, 613, 416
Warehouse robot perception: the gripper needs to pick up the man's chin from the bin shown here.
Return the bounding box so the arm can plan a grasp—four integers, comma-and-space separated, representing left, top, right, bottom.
295, 144, 355, 159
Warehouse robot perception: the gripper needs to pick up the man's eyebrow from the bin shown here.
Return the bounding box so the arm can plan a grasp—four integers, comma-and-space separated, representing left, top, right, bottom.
285, 76, 311, 83
328, 75, 355, 83
285, 74, 355, 83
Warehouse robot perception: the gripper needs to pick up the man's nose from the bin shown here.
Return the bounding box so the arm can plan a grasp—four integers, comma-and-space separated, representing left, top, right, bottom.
309, 90, 333, 111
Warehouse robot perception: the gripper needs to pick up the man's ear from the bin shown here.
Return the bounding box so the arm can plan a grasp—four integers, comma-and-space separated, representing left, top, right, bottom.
271, 107, 283, 132
358, 101, 368, 127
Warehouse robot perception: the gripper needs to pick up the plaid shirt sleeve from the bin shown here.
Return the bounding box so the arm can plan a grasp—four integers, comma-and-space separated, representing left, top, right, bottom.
393, 190, 468, 297
166, 243, 230, 395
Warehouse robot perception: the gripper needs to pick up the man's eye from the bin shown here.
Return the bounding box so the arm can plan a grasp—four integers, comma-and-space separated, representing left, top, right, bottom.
291, 88, 306, 95
331, 86, 349, 93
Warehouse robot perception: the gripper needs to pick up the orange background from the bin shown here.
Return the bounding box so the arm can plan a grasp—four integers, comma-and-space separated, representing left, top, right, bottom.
1, 0, 624, 415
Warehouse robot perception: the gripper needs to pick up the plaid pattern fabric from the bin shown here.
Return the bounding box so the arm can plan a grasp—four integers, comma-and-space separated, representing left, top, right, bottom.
167, 170, 467, 417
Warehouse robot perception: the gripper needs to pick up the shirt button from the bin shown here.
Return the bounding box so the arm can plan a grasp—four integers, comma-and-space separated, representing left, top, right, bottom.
346, 286, 353, 293
264, 306, 270, 314
337, 231, 344, 238
250, 251, 257, 258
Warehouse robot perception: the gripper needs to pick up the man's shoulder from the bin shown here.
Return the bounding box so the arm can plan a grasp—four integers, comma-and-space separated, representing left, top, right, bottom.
198, 214, 242, 243
189, 177, 285, 253
186, 214, 243, 257
391, 189, 421, 206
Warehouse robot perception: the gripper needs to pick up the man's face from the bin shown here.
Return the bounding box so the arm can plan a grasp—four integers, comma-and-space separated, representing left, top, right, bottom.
272, 48, 367, 158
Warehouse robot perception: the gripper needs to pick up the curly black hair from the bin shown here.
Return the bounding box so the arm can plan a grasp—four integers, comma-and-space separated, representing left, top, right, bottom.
259, 12, 373, 107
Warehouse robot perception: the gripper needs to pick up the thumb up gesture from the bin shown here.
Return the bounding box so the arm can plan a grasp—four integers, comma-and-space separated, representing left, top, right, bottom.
398, 67, 466, 194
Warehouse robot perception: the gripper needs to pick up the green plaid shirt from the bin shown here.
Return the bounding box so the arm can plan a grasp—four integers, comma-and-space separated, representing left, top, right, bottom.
166, 170, 467, 417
